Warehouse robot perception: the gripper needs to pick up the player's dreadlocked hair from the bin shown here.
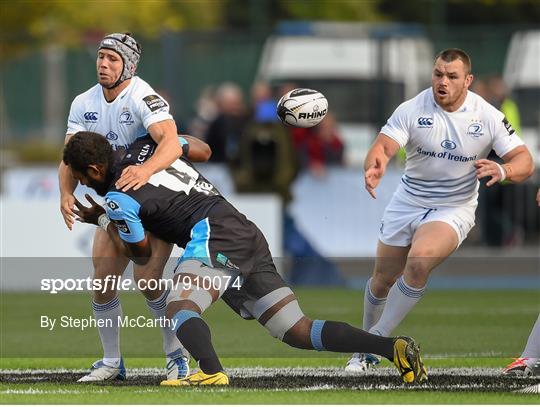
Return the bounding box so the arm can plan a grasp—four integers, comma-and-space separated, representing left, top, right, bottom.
63, 132, 114, 173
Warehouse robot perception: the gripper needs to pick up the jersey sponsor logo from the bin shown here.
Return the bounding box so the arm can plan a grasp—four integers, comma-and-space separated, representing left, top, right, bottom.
417, 117, 433, 127
119, 111, 134, 125
84, 112, 98, 122
502, 117, 515, 135
137, 143, 154, 164
113, 219, 131, 235
143, 95, 167, 112
467, 122, 484, 138
106, 199, 120, 211
106, 131, 119, 141
416, 146, 477, 162
440, 139, 457, 150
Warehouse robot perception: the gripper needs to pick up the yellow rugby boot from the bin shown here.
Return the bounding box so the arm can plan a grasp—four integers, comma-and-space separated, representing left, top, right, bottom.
160, 370, 229, 386
393, 336, 427, 384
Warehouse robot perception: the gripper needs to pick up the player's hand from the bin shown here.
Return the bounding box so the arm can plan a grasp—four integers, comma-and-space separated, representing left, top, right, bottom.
73, 194, 106, 226
474, 159, 505, 187
536, 188, 540, 207
364, 157, 384, 199
60, 193, 76, 230
115, 165, 152, 192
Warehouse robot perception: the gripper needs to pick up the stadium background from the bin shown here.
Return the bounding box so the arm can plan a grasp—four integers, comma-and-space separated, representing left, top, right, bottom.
1, 0, 539, 403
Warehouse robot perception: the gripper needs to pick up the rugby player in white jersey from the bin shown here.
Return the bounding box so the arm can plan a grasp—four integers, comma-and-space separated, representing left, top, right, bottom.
58, 33, 199, 382
346, 48, 534, 371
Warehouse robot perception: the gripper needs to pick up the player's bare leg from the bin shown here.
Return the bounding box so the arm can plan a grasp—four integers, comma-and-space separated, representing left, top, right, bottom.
133, 235, 189, 380
346, 242, 409, 371
369, 221, 458, 337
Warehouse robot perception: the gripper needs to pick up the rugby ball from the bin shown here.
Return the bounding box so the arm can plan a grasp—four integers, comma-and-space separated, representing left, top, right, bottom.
277, 88, 328, 128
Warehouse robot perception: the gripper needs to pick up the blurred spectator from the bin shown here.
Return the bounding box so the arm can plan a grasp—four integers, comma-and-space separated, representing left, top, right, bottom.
233, 96, 297, 201
479, 75, 523, 247
291, 112, 345, 177
250, 81, 278, 122
189, 86, 218, 140
205, 82, 248, 163
485, 75, 522, 135
470, 77, 489, 100
233, 88, 342, 286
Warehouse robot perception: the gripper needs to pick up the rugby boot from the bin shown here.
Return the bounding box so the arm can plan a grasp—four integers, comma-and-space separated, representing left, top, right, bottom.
392, 336, 427, 384
502, 358, 535, 376
166, 350, 190, 380
160, 370, 229, 386
78, 358, 126, 382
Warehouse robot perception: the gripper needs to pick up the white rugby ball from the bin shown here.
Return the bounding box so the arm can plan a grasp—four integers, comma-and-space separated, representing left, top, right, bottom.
277, 88, 328, 128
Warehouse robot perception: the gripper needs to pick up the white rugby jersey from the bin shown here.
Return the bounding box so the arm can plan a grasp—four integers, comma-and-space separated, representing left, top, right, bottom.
380, 88, 524, 207
66, 77, 173, 150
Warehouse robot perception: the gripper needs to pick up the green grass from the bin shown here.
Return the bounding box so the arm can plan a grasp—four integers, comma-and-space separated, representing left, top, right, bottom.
1, 383, 539, 404
1, 289, 539, 404
2, 289, 537, 358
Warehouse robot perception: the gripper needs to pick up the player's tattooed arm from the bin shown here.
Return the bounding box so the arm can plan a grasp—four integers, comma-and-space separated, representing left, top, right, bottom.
73, 194, 152, 264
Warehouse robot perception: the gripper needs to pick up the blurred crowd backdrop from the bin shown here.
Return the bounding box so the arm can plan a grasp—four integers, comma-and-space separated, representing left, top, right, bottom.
1, 0, 539, 286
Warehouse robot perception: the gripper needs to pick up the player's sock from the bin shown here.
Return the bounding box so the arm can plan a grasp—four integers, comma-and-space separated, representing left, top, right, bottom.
172, 310, 223, 374
310, 320, 394, 360
92, 296, 122, 367
368, 276, 425, 337
363, 277, 387, 330
146, 289, 185, 356
521, 315, 540, 367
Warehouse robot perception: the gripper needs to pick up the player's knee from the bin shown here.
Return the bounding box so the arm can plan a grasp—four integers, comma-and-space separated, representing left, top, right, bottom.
404, 259, 431, 285
166, 299, 200, 320
92, 288, 117, 304
372, 270, 399, 291
282, 317, 313, 349
262, 300, 305, 343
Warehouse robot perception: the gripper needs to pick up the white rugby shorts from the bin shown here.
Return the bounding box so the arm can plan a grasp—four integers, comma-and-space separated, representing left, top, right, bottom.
378, 192, 477, 247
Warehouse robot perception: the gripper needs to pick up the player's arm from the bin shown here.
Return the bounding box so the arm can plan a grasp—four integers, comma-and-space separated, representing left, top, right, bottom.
116, 119, 181, 192
364, 133, 401, 198
73, 194, 152, 265
59, 133, 79, 230
475, 145, 534, 186
181, 135, 212, 162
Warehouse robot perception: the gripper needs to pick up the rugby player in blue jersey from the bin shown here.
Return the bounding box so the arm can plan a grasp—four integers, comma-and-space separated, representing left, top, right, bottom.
63, 131, 428, 386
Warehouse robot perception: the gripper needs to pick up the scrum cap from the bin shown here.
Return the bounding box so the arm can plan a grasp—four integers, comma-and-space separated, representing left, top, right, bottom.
98, 33, 141, 88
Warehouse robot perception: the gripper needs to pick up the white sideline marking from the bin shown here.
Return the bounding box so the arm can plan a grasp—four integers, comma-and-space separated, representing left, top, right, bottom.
1, 388, 109, 395
0, 367, 504, 377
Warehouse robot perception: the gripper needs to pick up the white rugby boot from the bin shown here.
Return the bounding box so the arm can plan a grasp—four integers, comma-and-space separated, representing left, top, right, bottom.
78, 358, 126, 382
345, 352, 381, 372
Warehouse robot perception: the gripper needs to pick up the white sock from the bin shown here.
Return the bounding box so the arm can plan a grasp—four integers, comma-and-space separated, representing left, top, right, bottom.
92, 296, 122, 367
369, 276, 425, 337
521, 315, 540, 367
363, 277, 387, 331
146, 288, 185, 357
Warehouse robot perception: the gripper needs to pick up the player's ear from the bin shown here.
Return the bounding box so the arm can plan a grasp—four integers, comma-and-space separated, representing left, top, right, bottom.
87, 164, 105, 179
465, 73, 474, 88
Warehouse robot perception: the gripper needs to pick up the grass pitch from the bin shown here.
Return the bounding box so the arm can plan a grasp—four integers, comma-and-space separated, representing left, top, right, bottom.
1, 289, 539, 403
